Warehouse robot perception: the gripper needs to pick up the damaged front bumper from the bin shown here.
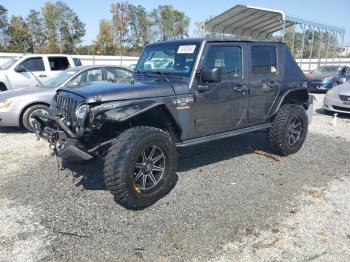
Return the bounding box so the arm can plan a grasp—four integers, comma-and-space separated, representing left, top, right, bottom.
32, 112, 94, 162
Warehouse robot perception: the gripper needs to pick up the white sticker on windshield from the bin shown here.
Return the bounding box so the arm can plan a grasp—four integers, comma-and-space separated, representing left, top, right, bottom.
177, 45, 196, 54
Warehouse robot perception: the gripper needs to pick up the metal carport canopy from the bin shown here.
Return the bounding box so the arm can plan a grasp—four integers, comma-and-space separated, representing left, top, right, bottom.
203, 4, 345, 39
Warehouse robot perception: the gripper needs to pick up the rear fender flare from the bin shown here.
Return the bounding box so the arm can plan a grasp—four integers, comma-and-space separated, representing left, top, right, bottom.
268, 87, 309, 118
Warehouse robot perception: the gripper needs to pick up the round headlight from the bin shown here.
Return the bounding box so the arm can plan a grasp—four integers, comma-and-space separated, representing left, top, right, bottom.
75, 104, 89, 119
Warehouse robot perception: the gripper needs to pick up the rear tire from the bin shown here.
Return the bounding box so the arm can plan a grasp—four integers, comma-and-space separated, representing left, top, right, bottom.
22, 104, 49, 132
268, 104, 308, 156
103, 126, 177, 210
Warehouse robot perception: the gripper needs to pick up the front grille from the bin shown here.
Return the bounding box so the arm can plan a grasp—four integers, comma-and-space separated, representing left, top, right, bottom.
339, 95, 350, 102
56, 94, 78, 117
333, 106, 350, 112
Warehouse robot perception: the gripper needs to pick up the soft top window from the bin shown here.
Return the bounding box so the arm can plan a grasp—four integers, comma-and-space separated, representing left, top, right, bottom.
251, 46, 277, 75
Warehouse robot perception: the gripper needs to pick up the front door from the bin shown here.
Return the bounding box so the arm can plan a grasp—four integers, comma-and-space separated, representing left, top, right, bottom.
10, 57, 47, 89
194, 43, 248, 134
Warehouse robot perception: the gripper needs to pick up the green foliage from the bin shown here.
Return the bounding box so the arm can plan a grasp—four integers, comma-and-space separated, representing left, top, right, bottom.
0, 5, 9, 51
1, 1, 191, 55
94, 19, 115, 55
94, 2, 190, 56
128, 4, 153, 53
151, 5, 190, 41
8, 16, 31, 52
42, 1, 86, 53
27, 9, 47, 52
1, 1, 85, 54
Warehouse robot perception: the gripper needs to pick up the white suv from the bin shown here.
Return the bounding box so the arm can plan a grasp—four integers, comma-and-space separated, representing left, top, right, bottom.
0, 54, 82, 91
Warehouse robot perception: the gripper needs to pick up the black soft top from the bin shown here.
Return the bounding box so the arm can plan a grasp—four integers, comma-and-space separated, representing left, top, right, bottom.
148, 38, 285, 46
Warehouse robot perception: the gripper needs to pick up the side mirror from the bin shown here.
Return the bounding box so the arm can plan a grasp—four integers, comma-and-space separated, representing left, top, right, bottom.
200, 67, 222, 83
15, 65, 27, 73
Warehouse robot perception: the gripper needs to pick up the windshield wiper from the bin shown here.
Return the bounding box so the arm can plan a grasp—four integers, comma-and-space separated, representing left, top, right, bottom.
153, 71, 171, 84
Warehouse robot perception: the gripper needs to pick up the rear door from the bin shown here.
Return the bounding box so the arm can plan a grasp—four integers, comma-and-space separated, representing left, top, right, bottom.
194, 42, 249, 134
247, 44, 280, 123
46, 56, 71, 79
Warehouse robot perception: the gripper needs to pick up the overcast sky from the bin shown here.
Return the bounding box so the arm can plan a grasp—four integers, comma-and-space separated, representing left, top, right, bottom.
2, 0, 350, 45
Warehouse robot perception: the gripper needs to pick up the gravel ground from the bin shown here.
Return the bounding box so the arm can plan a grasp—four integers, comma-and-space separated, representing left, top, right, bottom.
0, 94, 350, 261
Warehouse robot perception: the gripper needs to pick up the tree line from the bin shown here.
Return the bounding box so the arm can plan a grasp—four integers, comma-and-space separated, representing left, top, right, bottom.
0, 2, 346, 58
0, 1, 190, 56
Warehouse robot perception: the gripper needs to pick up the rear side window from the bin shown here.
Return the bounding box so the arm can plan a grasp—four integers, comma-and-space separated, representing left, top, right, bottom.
204, 46, 242, 77
73, 58, 82, 66
20, 57, 45, 71
251, 46, 277, 75
48, 57, 70, 71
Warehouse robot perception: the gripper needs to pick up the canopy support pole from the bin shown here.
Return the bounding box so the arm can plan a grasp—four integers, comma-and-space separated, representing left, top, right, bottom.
291, 23, 296, 56
339, 32, 345, 63
325, 31, 331, 63
318, 29, 324, 67
332, 31, 337, 65
308, 27, 315, 71
300, 24, 306, 68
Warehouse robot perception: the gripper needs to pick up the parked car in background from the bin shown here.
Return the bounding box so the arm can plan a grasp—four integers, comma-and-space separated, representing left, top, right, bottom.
0, 65, 132, 132
324, 81, 350, 114
0, 54, 82, 91
307, 65, 350, 92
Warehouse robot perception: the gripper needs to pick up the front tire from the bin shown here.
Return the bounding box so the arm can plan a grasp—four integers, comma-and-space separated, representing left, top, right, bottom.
22, 104, 49, 132
103, 126, 177, 210
268, 104, 308, 156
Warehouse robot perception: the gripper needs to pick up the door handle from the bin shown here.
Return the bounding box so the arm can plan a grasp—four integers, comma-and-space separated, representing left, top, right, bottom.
266, 81, 277, 88
262, 81, 278, 91
233, 85, 247, 92
197, 85, 209, 92
38, 74, 47, 78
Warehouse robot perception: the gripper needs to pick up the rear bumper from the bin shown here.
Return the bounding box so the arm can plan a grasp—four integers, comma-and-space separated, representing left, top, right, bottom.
32, 112, 94, 162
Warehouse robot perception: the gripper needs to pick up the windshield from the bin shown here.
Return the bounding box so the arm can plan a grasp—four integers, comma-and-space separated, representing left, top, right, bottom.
313, 66, 340, 74
0, 58, 20, 70
43, 68, 81, 88
135, 42, 200, 76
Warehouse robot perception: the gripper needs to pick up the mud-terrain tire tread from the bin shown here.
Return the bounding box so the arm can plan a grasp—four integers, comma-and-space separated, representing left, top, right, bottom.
103, 126, 177, 210
268, 104, 308, 156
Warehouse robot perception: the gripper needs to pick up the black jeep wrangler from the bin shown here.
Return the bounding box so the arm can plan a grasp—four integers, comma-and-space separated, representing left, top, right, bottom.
33, 39, 312, 209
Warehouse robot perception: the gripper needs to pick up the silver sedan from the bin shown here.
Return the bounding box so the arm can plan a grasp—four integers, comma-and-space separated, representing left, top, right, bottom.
0, 65, 132, 131
323, 81, 350, 114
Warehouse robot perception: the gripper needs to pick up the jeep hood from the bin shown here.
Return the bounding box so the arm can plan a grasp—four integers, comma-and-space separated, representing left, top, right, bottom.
59, 80, 176, 103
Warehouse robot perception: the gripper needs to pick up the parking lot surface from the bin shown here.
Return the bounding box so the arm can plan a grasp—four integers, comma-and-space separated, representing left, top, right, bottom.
1, 94, 350, 261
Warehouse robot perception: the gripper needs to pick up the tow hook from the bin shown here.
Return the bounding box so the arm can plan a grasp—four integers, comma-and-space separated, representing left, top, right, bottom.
49, 143, 56, 156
